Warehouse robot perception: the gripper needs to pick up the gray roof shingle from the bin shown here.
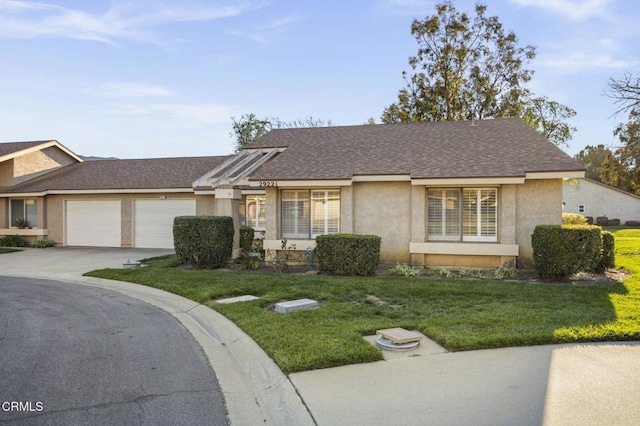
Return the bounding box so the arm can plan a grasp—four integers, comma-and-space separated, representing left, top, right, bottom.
5, 156, 230, 193
245, 118, 584, 181
0, 140, 54, 157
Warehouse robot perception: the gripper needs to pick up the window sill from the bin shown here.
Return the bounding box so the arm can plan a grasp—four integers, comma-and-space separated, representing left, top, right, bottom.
0, 228, 48, 237
410, 242, 518, 256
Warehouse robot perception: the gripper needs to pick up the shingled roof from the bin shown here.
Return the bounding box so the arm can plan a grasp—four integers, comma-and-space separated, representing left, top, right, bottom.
245, 118, 584, 181
0, 140, 55, 157
5, 156, 230, 193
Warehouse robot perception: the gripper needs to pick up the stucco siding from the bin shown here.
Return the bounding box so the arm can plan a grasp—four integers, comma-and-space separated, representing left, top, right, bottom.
516, 179, 563, 267
563, 178, 640, 223
353, 181, 411, 263
0, 160, 13, 187
13, 147, 77, 185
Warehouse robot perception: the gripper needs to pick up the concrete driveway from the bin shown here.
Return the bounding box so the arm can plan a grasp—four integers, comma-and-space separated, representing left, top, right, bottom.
0, 247, 173, 281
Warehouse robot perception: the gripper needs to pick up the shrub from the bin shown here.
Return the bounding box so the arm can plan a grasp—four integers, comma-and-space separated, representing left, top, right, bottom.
315, 234, 381, 276
31, 239, 55, 248
597, 231, 616, 272
609, 218, 621, 226
585, 216, 594, 225
562, 213, 587, 225
239, 226, 255, 255
596, 216, 609, 226
532, 225, 602, 279
173, 216, 234, 268
624, 220, 640, 226
494, 267, 518, 280
266, 239, 296, 273
0, 235, 26, 247
390, 263, 421, 277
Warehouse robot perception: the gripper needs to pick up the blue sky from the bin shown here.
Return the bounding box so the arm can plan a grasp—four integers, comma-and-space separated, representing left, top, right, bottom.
0, 0, 638, 159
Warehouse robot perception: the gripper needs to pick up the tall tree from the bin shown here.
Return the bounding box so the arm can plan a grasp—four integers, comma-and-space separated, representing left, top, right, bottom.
607, 72, 640, 116
382, 1, 576, 147
230, 113, 271, 153
574, 144, 612, 182
230, 113, 332, 152
521, 96, 576, 147
382, 1, 535, 123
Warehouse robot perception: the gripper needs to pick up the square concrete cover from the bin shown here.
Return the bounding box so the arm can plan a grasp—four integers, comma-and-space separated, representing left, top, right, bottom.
275, 298, 319, 313
376, 328, 423, 344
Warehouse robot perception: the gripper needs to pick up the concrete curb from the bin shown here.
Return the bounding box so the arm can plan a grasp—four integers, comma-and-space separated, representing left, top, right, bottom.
5, 272, 315, 426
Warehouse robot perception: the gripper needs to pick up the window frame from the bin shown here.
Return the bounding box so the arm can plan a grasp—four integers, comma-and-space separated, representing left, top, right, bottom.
281, 189, 340, 239
10, 198, 38, 228
244, 194, 266, 231
578, 204, 585, 214
427, 187, 498, 243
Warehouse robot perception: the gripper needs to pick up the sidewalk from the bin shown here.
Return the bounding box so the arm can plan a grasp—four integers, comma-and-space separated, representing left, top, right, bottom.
2, 247, 640, 425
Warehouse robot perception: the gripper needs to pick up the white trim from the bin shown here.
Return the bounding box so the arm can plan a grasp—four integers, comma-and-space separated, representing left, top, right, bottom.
352, 174, 411, 182
413, 177, 525, 186
0, 140, 84, 164
0, 188, 193, 197
248, 180, 352, 187
526, 171, 585, 179
241, 189, 266, 195
410, 242, 519, 256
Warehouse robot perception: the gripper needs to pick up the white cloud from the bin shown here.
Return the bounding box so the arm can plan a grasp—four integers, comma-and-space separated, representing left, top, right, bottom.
0, 0, 257, 44
108, 102, 236, 125
228, 14, 298, 45
90, 83, 172, 98
539, 51, 637, 72
509, 0, 612, 21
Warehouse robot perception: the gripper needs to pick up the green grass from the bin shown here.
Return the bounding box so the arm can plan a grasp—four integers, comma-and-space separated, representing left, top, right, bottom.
86, 230, 640, 374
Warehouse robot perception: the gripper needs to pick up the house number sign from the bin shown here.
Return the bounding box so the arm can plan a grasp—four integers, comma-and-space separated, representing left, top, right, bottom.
258, 181, 277, 187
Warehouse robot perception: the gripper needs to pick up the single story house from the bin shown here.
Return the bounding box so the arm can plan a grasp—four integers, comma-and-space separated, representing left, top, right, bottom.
563, 178, 640, 224
1, 118, 585, 268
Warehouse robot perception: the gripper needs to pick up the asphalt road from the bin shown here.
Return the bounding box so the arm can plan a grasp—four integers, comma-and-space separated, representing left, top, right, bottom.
0, 276, 228, 425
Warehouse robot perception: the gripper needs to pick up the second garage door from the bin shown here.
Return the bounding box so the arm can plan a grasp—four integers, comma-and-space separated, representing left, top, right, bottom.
134, 199, 196, 249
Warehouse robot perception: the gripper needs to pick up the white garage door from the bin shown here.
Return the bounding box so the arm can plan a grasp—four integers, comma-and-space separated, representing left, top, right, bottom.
134, 199, 196, 249
66, 200, 122, 247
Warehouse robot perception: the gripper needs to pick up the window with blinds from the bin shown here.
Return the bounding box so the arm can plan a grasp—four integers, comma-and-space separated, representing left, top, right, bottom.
427, 188, 497, 242
282, 189, 339, 239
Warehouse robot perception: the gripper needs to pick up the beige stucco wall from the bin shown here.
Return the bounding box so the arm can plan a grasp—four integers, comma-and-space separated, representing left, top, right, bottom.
260, 178, 563, 269
563, 178, 640, 223
13, 147, 77, 185
46, 192, 204, 247
353, 181, 412, 263
0, 160, 13, 187
516, 179, 563, 267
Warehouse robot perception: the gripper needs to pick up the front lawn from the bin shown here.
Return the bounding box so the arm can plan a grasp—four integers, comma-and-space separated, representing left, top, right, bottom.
86, 229, 640, 374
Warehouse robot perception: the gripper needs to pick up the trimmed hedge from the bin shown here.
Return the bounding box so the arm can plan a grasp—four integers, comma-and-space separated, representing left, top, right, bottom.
562, 213, 587, 225
239, 226, 254, 254
173, 216, 234, 268
597, 231, 615, 272
532, 225, 605, 279
315, 234, 381, 276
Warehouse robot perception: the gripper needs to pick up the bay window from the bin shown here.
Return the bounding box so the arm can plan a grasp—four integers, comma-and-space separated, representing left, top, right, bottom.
282, 189, 340, 239
427, 188, 497, 242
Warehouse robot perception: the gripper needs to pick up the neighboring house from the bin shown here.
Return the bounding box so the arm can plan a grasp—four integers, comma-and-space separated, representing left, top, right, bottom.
1, 119, 585, 268
0, 140, 233, 249
563, 178, 640, 224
